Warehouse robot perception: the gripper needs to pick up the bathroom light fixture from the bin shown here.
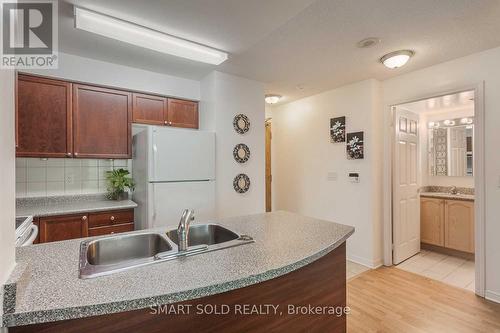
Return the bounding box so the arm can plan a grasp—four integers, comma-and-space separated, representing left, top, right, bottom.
265, 94, 282, 104
443, 119, 455, 126
380, 50, 414, 69
74, 7, 228, 65
460, 118, 473, 125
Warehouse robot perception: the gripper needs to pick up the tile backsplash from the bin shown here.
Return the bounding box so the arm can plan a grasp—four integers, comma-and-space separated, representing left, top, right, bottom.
16, 158, 132, 198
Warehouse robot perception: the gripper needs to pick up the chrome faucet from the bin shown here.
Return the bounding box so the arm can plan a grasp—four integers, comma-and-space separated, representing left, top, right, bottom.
177, 209, 195, 252
450, 186, 458, 195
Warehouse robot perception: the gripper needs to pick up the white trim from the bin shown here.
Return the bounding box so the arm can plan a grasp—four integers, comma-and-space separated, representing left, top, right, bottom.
348, 254, 383, 269
382, 83, 486, 298
485, 290, 500, 304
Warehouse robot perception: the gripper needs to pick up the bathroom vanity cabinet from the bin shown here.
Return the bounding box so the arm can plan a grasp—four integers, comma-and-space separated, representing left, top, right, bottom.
420, 197, 474, 253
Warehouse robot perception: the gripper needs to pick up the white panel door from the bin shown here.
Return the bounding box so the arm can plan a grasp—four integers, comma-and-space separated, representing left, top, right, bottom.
150, 181, 216, 228
393, 109, 420, 264
150, 127, 215, 182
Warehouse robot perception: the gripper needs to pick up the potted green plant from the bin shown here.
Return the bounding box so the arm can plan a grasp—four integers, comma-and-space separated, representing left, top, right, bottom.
105, 168, 135, 200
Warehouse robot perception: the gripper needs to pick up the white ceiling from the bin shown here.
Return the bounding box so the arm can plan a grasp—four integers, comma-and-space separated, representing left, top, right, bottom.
398, 90, 475, 115
60, 0, 500, 104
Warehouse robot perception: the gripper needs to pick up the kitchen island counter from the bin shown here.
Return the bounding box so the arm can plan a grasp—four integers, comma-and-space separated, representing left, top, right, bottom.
3, 211, 354, 330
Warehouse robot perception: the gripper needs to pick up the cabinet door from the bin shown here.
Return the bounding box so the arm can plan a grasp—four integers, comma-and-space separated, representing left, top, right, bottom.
132, 93, 167, 125
16, 74, 72, 157
73, 84, 132, 158
445, 200, 474, 253
167, 98, 198, 129
420, 198, 444, 246
39, 214, 89, 243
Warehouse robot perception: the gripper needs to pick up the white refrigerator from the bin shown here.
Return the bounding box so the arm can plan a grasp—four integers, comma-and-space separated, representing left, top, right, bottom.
132, 126, 216, 230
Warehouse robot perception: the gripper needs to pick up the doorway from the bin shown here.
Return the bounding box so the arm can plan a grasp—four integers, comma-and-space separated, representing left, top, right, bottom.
388, 88, 484, 294
265, 119, 272, 212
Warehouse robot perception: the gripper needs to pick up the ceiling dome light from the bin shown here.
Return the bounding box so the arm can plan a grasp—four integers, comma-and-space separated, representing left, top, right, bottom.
265, 94, 282, 104
380, 50, 414, 69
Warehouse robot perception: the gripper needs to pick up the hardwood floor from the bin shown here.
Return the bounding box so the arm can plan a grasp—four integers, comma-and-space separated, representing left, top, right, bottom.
347, 267, 500, 333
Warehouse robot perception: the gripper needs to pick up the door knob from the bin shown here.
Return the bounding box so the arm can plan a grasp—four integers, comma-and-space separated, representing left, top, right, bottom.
110, 216, 115, 221
82, 216, 87, 221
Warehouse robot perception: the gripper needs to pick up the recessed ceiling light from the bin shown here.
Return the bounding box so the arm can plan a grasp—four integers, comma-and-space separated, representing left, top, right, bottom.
380, 50, 414, 69
74, 7, 228, 65
265, 94, 282, 104
357, 37, 381, 48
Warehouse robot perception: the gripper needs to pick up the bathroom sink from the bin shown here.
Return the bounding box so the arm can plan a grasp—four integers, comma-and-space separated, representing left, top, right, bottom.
166, 224, 239, 247
79, 224, 254, 279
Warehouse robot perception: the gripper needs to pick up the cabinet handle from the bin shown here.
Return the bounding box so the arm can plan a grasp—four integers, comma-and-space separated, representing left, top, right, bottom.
82, 216, 87, 221
169, 121, 172, 125
164, 121, 168, 125
74, 152, 79, 157
66, 152, 72, 157
111, 232, 115, 234
110, 216, 115, 221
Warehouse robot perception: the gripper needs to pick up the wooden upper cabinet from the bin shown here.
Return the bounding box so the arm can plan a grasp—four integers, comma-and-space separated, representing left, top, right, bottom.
445, 200, 475, 253
73, 84, 132, 159
132, 93, 167, 125
39, 214, 89, 243
16, 75, 72, 157
420, 198, 445, 246
167, 98, 199, 129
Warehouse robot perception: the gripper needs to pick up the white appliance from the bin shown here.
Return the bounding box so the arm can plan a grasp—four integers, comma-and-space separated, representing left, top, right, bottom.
15, 216, 38, 247
132, 126, 216, 230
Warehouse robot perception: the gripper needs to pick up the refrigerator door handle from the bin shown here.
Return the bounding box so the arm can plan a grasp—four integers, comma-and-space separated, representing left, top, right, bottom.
152, 184, 156, 223
152, 143, 158, 181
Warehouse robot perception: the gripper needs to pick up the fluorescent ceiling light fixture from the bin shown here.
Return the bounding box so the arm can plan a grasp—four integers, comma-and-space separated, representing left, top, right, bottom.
380, 50, 414, 69
265, 94, 282, 104
74, 7, 228, 65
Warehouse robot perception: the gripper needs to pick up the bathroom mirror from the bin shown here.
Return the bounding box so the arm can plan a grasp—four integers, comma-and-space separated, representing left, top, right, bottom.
428, 118, 473, 177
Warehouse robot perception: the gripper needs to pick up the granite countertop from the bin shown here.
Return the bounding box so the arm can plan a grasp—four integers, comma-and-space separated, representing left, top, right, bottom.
2, 211, 354, 327
420, 192, 475, 201
16, 194, 138, 217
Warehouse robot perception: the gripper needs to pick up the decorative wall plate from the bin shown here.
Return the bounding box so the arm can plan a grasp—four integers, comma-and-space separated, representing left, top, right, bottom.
233, 174, 251, 193
233, 143, 251, 163
233, 114, 250, 134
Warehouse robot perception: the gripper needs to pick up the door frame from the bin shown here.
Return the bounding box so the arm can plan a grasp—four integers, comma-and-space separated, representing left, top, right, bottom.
382, 82, 485, 297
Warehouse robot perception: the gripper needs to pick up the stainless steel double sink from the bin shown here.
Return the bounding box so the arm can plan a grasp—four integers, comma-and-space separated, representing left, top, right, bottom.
79, 224, 254, 279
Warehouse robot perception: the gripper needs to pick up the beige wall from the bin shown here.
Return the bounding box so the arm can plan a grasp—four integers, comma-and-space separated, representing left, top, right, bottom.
200, 71, 266, 218
270, 79, 383, 267
0, 69, 16, 284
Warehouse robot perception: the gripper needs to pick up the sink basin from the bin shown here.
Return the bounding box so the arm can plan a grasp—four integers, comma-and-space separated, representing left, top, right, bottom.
86, 233, 172, 266
79, 224, 254, 279
166, 224, 239, 247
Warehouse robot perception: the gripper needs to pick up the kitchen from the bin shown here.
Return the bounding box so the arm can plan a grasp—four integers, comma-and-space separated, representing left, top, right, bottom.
1, 1, 355, 332
3, 1, 500, 333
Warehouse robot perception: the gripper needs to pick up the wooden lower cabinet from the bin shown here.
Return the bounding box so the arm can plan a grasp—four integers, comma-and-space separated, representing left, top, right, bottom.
420, 198, 445, 246
445, 200, 475, 253
39, 214, 89, 243
420, 197, 474, 253
38, 209, 135, 244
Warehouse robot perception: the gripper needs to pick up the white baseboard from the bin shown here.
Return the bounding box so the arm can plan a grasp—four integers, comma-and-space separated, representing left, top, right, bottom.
347, 254, 383, 269
485, 290, 500, 304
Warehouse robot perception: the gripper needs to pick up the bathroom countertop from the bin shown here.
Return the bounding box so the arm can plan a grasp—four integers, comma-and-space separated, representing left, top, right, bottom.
16, 194, 137, 217
420, 192, 475, 201
2, 211, 354, 327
